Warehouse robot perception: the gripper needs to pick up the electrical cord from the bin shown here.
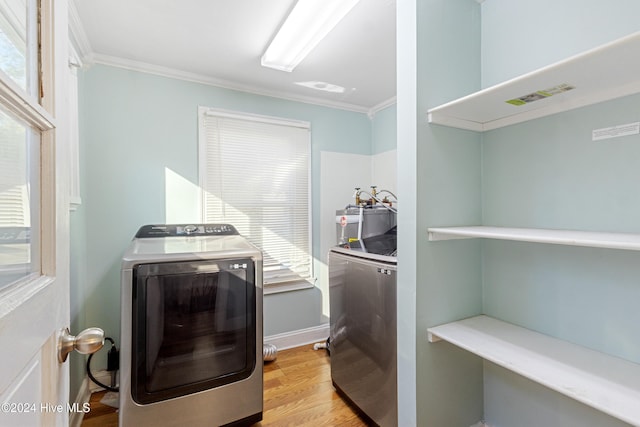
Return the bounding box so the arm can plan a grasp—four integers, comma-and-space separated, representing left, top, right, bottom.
86, 336, 119, 392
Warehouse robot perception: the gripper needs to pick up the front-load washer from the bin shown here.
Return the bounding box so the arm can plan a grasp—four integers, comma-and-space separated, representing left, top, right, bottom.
120, 224, 263, 427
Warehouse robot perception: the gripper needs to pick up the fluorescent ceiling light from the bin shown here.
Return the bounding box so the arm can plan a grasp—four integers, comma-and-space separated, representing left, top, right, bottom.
261, 0, 360, 72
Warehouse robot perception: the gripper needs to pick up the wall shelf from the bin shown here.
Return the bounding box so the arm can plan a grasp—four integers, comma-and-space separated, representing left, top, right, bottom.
427, 315, 640, 425
427, 226, 640, 251
427, 31, 640, 131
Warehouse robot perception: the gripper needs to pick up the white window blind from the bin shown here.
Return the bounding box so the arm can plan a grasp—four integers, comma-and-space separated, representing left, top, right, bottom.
199, 108, 312, 290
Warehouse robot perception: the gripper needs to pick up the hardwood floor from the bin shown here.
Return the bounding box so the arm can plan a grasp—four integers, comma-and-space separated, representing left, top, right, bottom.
81, 345, 369, 426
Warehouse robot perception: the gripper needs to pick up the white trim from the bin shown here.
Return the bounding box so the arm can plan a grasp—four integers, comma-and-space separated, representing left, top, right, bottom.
197, 106, 207, 224
368, 96, 397, 118
0, 275, 54, 319
66, 1, 393, 114
0, 68, 55, 131
87, 369, 114, 393
427, 226, 640, 251
263, 279, 315, 295
69, 196, 82, 211
67, 0, 92, 60
264, 324, 330, 351
68, 51, 82, 210
91, 53, 372, 114
202, 107, 311, 129
69, 378, 91, 427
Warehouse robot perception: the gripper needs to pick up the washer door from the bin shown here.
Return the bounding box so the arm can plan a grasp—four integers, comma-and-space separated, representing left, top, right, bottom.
131, 258, 256, 404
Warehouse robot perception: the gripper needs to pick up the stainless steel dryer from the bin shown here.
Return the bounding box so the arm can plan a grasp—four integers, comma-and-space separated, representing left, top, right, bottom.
120, 224, 262, 427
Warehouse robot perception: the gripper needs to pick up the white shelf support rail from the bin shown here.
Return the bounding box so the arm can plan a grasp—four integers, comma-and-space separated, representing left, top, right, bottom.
427, 226, 640, 251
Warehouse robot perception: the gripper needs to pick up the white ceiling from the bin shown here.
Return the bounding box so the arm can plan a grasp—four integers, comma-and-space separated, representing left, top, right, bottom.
70, 0, 397, 113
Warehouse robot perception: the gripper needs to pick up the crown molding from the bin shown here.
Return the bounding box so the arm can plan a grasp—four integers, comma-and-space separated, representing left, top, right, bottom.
368, 96, 397, 118
68, 1, 92, 60
90, 53, 374, 114
66, 1, 387, 116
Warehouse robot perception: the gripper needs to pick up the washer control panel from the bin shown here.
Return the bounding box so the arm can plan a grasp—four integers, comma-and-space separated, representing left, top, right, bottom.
135, 224, 239, 238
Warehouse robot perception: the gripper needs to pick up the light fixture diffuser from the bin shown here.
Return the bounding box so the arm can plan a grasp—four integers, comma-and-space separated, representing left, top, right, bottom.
261, 0, 360, 72
294, 81, 346, 93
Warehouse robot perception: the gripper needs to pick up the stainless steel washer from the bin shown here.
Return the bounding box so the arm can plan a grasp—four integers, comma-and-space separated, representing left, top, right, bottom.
329, 227, 398, 426
120, 224, 262, 427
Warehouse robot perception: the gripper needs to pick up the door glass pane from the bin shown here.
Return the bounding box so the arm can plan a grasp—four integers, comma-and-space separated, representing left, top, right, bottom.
132, 260, 256, 404
145, 270, 248, 391
0, 106, 40, 289
0, 0, 38, 95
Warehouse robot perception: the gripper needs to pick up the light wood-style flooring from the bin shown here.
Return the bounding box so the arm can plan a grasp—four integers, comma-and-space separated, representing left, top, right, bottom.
81, 345, 368, 426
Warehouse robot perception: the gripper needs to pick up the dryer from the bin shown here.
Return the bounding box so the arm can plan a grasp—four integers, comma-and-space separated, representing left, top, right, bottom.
120, 224, 262, 426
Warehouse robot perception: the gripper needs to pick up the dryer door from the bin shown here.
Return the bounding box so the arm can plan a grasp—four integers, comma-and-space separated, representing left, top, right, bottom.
131, 258, 256, 404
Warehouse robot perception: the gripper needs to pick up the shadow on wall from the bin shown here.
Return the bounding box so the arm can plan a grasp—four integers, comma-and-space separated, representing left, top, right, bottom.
168, 168, 329, 337
78, 165, 328, 373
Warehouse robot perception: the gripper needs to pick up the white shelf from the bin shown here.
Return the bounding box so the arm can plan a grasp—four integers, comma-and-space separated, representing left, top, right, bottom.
428, 315, 640, 425
427, 226, 640, 251
427, 31, 640, 131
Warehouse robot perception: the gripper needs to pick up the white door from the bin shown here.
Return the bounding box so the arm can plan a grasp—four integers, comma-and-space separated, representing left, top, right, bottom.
0, 1, 75, 426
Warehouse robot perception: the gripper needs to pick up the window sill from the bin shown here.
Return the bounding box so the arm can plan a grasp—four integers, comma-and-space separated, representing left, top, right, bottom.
263, 279, 315, 295
0, 275, 54, 318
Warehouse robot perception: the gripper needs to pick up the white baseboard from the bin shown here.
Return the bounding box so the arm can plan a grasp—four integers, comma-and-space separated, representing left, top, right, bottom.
70, 324, 329, 426
69, 378, 91, 427
88, 369, 116, 393
264, 324, 330, 351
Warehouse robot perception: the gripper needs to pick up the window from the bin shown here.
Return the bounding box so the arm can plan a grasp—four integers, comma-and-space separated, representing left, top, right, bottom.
0, 0, 52, 291
0, 0, 38, 94
198, 107, 313, 293
0, 107, 40, 289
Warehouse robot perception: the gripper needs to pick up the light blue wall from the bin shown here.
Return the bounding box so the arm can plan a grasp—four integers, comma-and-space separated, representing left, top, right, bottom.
482, 115, 638, 426
398, 0, 484, 425
481, 0, 640, 88
73, 64, 373, 376
69, 206, 87, 402
482, 97, 640, 362
480, 1, 640, 426
416, 0, 484, 422
401, 0, 640, 425
482, 0, 640, 427
372, 103, 397, 154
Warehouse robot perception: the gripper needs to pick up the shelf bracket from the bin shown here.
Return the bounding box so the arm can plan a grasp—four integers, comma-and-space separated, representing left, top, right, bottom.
427, 330, 442, 343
